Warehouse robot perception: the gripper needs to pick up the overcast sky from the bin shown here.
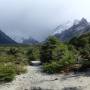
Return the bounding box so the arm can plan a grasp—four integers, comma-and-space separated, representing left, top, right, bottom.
0, 0, 90, 42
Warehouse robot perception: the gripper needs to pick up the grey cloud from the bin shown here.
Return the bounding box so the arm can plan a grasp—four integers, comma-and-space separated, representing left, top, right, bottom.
0, 0, 90, 42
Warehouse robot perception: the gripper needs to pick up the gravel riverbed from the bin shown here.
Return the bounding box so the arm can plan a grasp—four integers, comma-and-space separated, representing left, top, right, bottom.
0, 65, 90, 90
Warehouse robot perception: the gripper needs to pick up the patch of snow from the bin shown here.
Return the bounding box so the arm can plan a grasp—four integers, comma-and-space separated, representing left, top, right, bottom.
53, 21, 73, 35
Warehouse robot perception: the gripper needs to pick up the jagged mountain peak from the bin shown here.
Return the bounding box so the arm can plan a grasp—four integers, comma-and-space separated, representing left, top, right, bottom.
53, 18, 88, 35
69, 18, 89, 31
78, 18, 88, 26
80, 18, 88, 23
53, 21, 73, 34
54, 18, 90, 42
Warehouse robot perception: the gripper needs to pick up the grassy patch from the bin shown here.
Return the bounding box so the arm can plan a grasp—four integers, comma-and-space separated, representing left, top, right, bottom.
0, 64, 16, 82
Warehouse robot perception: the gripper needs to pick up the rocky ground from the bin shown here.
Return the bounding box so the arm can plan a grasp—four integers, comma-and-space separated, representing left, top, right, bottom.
0, 62, 90, 90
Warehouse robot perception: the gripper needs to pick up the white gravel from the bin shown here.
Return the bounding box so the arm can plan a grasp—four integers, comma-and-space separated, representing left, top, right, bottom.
0, 65, 90, 90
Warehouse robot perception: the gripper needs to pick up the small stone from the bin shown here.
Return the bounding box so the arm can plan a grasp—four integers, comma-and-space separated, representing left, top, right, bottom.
55, 78, 58, 80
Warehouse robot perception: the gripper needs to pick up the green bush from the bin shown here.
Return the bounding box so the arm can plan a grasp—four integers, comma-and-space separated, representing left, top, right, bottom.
43, 61, 61, 74
69, 33, 90, 70
0, 65, 16, 82
41, 36, 77, 73
27, 47, 40, 64
0, 56, 16, 64
61, 50, 76, 66
0, 54, 27, 82
0, 64, 26, 82
40, 36, 62, 63
7, 48, 19, 56
43, 51, 76, 74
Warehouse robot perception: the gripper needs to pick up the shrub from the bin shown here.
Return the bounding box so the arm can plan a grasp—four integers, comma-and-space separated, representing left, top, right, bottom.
43, 61, 61, 74
7, 48, 19, 56
41, 36, 77, 73
40, 36, 62, 63
0, 64, 16, 82
0, 64, 26, 82
0, 56, 15, 63
27, 47, 40, 64
69, 33, 90, 70
0, 54, 27, 82
61, 50, 76, 66
43, 50, 76, 74
14, 64, 27, 75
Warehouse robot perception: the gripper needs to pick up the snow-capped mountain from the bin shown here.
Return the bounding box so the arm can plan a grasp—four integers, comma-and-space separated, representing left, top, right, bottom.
54, 18, 90, 42
53, 21, 73, 35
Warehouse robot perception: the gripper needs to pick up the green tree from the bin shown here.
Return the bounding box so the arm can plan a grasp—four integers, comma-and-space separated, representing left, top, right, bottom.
40, 36, 61, 63
40, 36, 76, 73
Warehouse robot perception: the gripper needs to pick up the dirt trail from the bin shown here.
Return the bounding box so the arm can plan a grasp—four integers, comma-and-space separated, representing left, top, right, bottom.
0, 65, 90, 90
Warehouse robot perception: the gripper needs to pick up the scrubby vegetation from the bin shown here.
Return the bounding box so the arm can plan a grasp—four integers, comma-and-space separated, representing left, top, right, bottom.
1, 32, 90, 82
40, 33, 90, 74
26, 46, 40, 64
69, 33, 90, 70
0, 64, 16, 82
40, 36, 77, 74
0, 45, 30, 82
0, 45, 40, 82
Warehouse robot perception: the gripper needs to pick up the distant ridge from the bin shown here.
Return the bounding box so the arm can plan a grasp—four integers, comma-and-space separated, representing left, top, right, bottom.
22, 37, 39, 45
0, 30, 17, 44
